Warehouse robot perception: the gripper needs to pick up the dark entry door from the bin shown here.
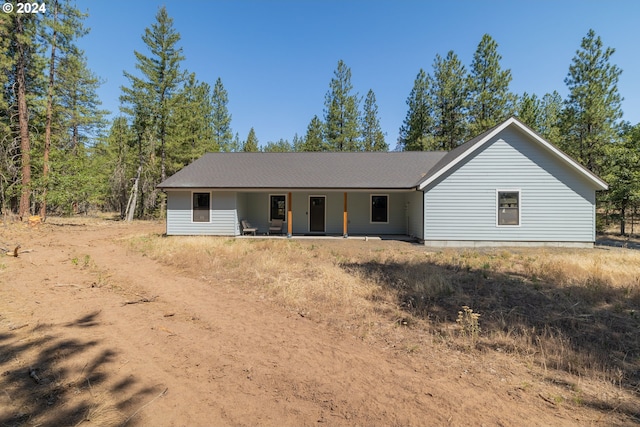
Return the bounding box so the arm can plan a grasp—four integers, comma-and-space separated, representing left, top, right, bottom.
309, 196, 325, 233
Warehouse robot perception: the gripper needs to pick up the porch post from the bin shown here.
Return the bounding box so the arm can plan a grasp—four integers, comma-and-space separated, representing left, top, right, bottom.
287, 192, 292, 238
343, 192, 348, 238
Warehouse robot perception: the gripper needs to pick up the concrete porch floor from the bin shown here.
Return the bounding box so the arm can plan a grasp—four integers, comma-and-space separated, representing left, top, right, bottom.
237, 233, 417, 242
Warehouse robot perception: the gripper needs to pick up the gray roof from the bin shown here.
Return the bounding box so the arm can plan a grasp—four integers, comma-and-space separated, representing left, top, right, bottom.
157, 151, 448, 189
158, 117, 608, 191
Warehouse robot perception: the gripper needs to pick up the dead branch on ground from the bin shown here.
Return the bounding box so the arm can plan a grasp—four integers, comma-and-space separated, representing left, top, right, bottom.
122, 295, 158, 306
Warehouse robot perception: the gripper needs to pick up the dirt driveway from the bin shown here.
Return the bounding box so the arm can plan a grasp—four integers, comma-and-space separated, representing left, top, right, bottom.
0, 219, 627, 426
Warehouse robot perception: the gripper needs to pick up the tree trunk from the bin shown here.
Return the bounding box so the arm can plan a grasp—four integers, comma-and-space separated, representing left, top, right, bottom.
620, 205, 626, 236
16, 15, 31, 221
125, 165, 142, 222
41, 0, 59, 221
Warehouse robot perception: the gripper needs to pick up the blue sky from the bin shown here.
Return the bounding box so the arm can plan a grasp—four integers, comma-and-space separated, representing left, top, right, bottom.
77, 0, 640, 147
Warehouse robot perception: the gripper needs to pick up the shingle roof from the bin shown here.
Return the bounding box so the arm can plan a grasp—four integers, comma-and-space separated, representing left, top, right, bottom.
157, 151, 448, 189
157, 117, 608, 191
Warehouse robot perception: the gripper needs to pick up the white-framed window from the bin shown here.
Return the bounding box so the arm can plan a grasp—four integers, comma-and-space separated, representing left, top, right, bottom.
269, 194, 286, 222
371, 194, 389, 223
192, 192, 210, 222
497, 190, 520, 226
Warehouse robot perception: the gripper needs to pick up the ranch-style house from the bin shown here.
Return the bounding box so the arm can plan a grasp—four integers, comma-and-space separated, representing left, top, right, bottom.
157, 117, 608, 247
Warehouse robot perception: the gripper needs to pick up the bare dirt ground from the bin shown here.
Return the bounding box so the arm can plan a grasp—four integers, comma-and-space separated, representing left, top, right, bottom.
0, 218, 636, 426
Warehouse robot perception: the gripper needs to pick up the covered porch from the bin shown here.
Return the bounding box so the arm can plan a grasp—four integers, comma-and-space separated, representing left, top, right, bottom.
237, 190, 424, 239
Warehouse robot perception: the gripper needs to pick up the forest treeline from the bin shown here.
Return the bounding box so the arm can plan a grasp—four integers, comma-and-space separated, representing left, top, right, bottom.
1, 5, 638, 232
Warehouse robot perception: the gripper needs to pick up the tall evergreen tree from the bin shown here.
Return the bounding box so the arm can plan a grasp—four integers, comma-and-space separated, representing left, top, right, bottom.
40, 0, 89, 219
102, 117, 134, 218
291, 133, 304, 151
603, 123, 640, 235
243, 127, 259, 152
0, 13, 17, 213
212, 77, 233, 151
516, 92, 541, 130
47, 49, 107, 214
120, 6, 185, 218
324, 60, 361, 151
0, 12, 45, 218
539, 91, 563, 143
399, 69, 433, 151
262, 139, 293, 152
229, 132, 242, 152
516, 91, 564, 144
561, 29, 623, 175
301, 115, 326, 151
170, 72, 215, 169
467, 34, 514, 136
430, 51, 468, 150
361, 89, 387, 151
57, 51, 107, 150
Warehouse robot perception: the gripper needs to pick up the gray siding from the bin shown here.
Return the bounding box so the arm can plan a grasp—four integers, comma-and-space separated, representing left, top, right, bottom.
407, 191, 424, 240
346, 192, 409, 235
236, 191, 413, 235
423, 127, 597, 242
166, 190, 238, 236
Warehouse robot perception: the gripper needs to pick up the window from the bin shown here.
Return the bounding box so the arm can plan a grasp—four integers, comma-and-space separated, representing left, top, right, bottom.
193, 192, 210, 222
497, 191, 519, 226
371, 195, 388, 223
270, 195, 286, 221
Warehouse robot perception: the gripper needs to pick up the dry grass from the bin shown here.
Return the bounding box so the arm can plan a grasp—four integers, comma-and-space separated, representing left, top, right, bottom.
126, 235, 640, 407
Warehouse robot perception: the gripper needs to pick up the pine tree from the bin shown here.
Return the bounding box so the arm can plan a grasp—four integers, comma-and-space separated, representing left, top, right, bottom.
40, 0, 89, 219
0, 13, 17, 212
399, 69, 434, 151
561, 29, 623, 175
102, 117, 134, 218
431, 51, 468, 150
516, 92, 541, 130
262, 139, 293, 152
243, 128, 259, 152
120, 6, 185, 218
467, 34, 514, 136
539, 91, 563, 143
120, 82, 154, 220
300, 115, 326, 151
324, 60, 361, 151
57, 51, 107, 150
170, 72, 215, 169
516, 91, 564, 144
361, 89, 387, 151
47, 49, 107, 214
1, 12, 46, 219
212, 77, 233, 152
229, 132, 242, 152
291, 133, 304, 151
603, 123, 640, 234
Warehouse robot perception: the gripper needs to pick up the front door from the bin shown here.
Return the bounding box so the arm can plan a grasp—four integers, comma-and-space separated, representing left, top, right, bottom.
309, 196, 325, 233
